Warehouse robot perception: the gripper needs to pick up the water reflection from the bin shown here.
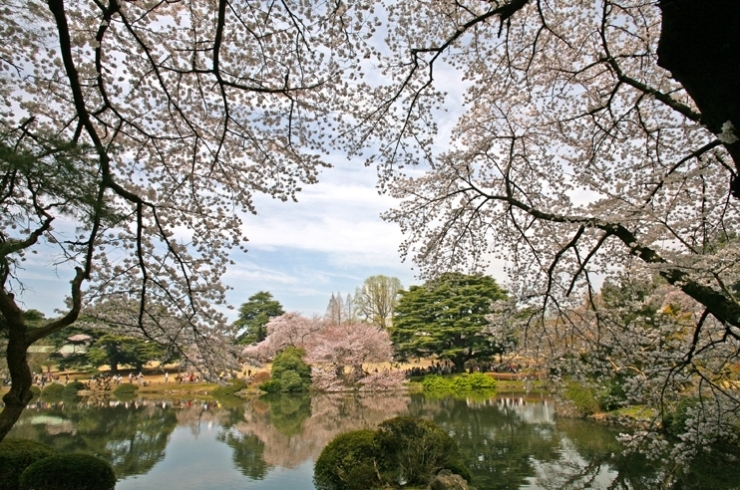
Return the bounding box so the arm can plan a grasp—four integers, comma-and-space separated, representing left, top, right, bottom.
7, 394, 739, 489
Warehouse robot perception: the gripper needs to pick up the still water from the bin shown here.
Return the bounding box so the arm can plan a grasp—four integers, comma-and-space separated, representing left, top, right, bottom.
4, 392, 723, 489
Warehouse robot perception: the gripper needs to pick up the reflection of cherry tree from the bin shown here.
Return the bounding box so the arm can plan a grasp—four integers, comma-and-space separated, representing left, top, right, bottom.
242, 314, 405, 391
234, 393, 410, 468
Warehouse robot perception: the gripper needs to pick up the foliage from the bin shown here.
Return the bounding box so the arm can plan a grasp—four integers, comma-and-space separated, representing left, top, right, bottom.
242, 313, 324, 361
261, 393, 312, 437
313, 429, 381, 490
234, 292, 285, 345
563, 382, 602, 417
259, 347, 311, 393
314, 417, 470, 490
113, 383, 138, 396
19, 453, 116, 490
245, 314, 404, 392
212, 381, 247, 408
392, 273, 508, 372
86, 334, 164, 373
420, 374, 497, 399
375, 417, 463, 487
40, 384, 64, 403
353, 275, 403, 329
62, 381, 83, 399
28, 387, 40, 402
0, 438, 57, 490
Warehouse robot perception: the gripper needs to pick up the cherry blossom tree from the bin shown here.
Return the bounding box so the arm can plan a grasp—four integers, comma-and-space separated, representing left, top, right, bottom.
0, 0, 376, 441
342, 0, 740, 451
242, 313, 404, 391
242, 312, 323, 362
306, 322, 404, 391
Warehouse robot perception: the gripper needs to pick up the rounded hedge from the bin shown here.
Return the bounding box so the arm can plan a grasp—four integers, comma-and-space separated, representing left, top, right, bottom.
0, 438, 57, 490
29, 386, 41, 401
62, 381, 84, 404
314, 430, 380, 490
41, 384, 65, 402
375, 416, 460, 486
314, 417, 471, 490
19, 454, 116, 490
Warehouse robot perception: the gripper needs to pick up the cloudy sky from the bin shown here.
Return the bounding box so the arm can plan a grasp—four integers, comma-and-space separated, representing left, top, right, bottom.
222, 156, 421, 320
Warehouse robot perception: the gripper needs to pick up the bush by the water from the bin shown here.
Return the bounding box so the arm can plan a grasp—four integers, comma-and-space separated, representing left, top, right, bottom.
314, 430, 380, 490
212, 380, 247, 407
40, 384, 64, 402
314, 416, 471, 490
113, 383, 138, 395
112, 382, 138, 401
421, 373, 497, 398
0, 438, 57, 490
19, 454, 116, 490
62, 381, 84, 403
260, 347, 311, 393
563, 381, 602, 416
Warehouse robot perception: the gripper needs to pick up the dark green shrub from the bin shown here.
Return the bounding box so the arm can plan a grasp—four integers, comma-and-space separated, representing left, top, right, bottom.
0, 438, 57, 490
662, 398, 699, 437
62, 381, 83, 404
564, 381, 601, 416
272, 348, 311, 391
258, 379, 282, 393
19, 454, 116, 490
375, 416, 460, 486
41, 384, 64, 402
314, 417, 470, 490
113, 383, 138, 395
112, 382, 138, 402
442, 459, 472, 483
62, 381, 83, 395
278, 370, 306, 393
314, 430, 380, 490
421, 373, 496, 399
29, 386, 41, 401
259, 348, 311, 393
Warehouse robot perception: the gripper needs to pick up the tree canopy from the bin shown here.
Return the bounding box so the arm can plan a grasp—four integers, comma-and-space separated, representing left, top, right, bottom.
0, 0, 369, 440
354, 275, 403, 329
234, 292, 285, 345
391, 273, 507, 372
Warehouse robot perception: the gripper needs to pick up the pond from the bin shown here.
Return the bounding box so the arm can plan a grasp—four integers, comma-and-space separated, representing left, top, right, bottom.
4, 392, 732, 489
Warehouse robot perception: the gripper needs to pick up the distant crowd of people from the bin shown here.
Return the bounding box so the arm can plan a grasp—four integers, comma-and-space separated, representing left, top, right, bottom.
404, 361, 523, 377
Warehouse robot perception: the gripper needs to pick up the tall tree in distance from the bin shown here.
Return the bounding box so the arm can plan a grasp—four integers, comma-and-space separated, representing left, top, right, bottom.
354, 275, 403, 329
234, 292, 285, 345
325, 292, 354, 326
391, 273, 507, 373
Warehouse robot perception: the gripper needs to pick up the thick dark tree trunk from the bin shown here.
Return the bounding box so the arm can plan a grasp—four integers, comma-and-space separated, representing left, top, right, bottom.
657, 0, 740, 195
0, 304, 33, 442
0, 269, 84, 442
